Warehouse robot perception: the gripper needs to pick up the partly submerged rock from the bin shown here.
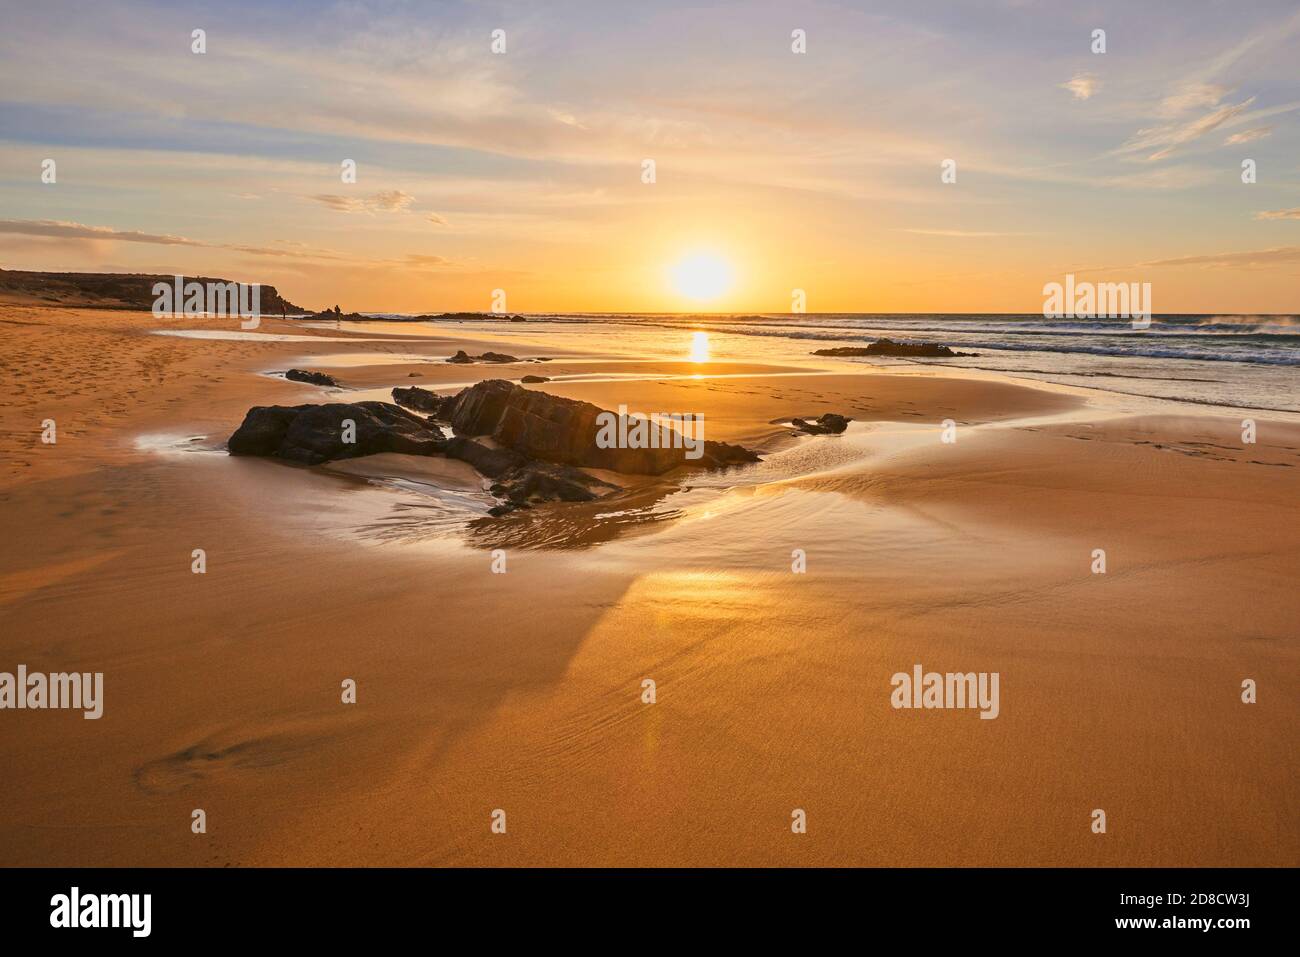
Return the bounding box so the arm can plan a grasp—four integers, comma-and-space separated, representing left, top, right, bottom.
813, 339, 972, 358
443, 379, 758, 475
306, 308, 367, 322
285, 368, 340, 387
520, 375, 550, 384
487, 461, 620, 515
792, 413, 851, 435
228, 401, 446, 465
407, 312, 525, 323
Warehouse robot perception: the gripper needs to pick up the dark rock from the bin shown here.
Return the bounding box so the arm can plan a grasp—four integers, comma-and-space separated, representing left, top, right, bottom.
391, 386, 452, 416
484, 461, 619, 515
227, 381, 759, 516
0, 269, 308, 314
228, 402, 446, 465
408, 312, 523, 323
285, 368, 339, 387
792, 413, 851, 435
520, 375, 550, 383
811, 347, 873, 357
307, 308, 367, 322
446, 349, 521, 364
443, 379, 759, 475
442, 436, 525, 478
813, 339, 970, 358
225, 405, 302, 457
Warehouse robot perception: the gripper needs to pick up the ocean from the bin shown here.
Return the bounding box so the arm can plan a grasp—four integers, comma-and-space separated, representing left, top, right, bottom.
411, 313, 1300, 415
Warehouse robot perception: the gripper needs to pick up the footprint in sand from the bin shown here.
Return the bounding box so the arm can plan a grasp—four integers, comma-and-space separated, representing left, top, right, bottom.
134, 728, 322, 794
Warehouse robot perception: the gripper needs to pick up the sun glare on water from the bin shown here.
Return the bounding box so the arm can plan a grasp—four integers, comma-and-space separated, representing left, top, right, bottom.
669, 252, 734, 302
688, 331, 710, 362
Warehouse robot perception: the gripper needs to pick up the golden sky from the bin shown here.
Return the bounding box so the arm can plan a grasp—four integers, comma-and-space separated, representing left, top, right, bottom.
1, 1, 1298, 313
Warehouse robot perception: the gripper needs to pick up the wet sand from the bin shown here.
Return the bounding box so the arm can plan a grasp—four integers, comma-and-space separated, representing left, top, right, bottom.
0, 305, 1296, 866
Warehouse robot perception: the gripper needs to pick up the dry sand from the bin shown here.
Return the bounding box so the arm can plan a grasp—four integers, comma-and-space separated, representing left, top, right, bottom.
0, 305, 1296, 866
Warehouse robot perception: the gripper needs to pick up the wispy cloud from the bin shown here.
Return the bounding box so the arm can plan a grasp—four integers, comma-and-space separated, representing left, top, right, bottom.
309, 190, 416, 213
0, 219, 202, 246
0, 219, 453, 270
1123, 97, 1256, 161
901, 228, 1024, 238
1157, 82, 1229, 118
1224, 125, 1272, 145
1139, 246, 1300, 268
1254, 208, 1300, 221
1061, 72, 1100, 101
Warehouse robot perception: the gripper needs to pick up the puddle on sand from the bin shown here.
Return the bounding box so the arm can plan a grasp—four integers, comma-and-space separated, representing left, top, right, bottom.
285, 352, 448, 368
152, 329, 423, 343
133, 433, 225, 454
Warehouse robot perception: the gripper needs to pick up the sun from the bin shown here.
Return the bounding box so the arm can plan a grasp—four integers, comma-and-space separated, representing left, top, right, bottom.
669, 252, 734, 302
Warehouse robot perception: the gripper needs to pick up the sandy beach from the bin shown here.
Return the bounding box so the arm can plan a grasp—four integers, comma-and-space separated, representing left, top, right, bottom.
0, 303, 1295, 867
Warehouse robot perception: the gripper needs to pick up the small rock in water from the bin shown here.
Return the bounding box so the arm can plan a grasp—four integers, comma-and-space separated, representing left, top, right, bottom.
391, 385, 452, 416
791, 413, 851, 435
520, 375, 550, 383
446, 350, 521, 364
812, 339, 974, 358
285, 368, 339, 387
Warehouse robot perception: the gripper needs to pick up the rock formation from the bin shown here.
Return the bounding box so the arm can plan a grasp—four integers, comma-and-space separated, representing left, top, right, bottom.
232, 381, 761, 515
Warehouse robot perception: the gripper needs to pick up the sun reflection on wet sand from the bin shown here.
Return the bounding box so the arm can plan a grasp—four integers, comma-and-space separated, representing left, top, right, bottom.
688, 331, 710, 363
